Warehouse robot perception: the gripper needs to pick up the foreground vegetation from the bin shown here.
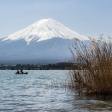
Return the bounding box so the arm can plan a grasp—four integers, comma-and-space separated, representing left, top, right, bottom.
70, 38, 112, 95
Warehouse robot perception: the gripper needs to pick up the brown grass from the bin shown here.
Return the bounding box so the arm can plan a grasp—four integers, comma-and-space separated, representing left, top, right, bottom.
70, 38, 112, 95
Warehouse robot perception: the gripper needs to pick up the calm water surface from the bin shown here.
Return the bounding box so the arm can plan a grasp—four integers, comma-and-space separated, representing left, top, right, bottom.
0, 70, 112, 112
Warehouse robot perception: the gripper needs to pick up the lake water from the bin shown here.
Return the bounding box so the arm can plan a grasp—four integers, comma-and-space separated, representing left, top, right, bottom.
0, 70, 112, 112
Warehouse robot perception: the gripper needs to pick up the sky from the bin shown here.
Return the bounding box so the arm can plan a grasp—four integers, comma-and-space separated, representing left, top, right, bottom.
0, 0, 112, 37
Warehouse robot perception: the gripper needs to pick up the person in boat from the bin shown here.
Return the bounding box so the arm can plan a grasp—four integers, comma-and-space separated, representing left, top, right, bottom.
16, 69, 28, 74
20, 69, 23, 74
16, 70, 20, 74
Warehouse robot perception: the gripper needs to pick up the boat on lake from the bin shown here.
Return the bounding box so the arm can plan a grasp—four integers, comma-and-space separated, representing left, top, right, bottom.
15, 69, 28, 74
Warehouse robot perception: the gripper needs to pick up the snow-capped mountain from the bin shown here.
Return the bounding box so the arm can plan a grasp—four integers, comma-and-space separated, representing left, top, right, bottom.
0, 18, 89, 64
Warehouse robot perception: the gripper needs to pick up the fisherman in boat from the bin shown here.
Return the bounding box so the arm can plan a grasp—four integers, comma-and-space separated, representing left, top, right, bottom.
20, 69, 23, 74
16, 69, 28, 74
16, 70, 19, 74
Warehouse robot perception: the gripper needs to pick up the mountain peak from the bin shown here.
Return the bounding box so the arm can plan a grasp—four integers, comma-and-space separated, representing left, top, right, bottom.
36, 18, 56, 23
2, 18, 88, 44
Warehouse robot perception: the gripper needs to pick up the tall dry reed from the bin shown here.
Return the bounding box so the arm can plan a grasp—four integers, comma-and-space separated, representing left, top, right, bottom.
70, 38, 112, 95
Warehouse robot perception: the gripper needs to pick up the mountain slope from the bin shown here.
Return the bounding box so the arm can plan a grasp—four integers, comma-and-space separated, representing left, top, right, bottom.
0, 18, 89, 64
2, 18, 88, 44
0, 38, 74, 64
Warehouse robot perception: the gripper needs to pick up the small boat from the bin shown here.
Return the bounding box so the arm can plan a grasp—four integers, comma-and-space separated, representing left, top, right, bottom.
15, 69, 28, 75
15, 72, 28, 75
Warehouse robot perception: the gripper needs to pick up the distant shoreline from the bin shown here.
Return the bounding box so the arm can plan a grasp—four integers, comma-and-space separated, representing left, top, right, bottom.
0, 62, 76, 70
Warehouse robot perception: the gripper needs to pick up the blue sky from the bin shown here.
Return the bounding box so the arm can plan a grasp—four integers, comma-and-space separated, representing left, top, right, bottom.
0, 0, 112, 36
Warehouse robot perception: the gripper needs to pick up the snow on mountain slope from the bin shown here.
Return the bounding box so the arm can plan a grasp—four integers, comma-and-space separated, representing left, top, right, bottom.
2, 18, 88, 44
0, 18, 89, 64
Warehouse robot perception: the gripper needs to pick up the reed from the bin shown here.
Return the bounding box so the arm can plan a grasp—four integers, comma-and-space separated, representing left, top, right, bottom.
70, 38, 112, 95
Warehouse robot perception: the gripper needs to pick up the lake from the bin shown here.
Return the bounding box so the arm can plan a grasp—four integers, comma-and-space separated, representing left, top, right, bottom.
0, 70, 112, 112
